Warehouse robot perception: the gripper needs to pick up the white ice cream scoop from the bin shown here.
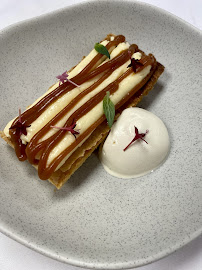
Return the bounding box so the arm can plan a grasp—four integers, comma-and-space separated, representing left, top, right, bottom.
100, 107, 170, 179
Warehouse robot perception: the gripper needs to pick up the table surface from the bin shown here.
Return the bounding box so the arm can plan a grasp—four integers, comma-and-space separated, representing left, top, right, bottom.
0, 0, 201, 269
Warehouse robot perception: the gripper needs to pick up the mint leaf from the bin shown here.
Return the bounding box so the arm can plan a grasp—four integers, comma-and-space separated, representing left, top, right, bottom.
103, 91, 115, 128
94, 43, 110, 59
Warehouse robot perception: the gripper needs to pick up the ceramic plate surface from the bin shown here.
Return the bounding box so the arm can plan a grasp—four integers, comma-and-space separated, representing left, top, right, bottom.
0, 0, 201, 269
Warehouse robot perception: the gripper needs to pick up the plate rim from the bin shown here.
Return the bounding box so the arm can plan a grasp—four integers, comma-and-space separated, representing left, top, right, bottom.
0, 0, 201, 36
0, 0, 202, 269
1, 224, 202, 269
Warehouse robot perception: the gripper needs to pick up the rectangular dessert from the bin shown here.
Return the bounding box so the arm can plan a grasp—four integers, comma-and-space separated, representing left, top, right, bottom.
1, 34, 164, 189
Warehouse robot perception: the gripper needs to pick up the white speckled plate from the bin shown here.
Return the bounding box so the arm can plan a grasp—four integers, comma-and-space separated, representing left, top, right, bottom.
0, 0, 202, 269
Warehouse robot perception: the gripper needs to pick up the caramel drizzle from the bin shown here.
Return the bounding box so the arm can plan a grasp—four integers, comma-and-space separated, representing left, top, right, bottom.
9, 35, 156, 180
38, 55, 155, 180
26, 47, 136, 164
9, 35, 125, 161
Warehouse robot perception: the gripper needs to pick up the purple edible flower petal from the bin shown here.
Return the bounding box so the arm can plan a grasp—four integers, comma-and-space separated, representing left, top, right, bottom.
51, 121, 80, 139
123, 126, 149, 151
56, 71, 80, 87
127, 58, 144, 73
9, 108, 31, 136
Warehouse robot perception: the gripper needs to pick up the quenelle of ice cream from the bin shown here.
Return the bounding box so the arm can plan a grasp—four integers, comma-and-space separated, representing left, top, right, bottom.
100, 107, 170, 178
